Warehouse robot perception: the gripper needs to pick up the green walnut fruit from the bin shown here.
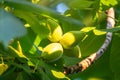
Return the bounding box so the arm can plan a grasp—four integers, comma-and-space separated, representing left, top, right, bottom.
47, 19, 63, 42
63, 45, 81, 58
41, 43, 63, 62
60, 31, 86, 49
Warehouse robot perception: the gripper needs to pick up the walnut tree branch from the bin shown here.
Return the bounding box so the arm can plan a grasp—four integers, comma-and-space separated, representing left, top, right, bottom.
63, 7, 115, 75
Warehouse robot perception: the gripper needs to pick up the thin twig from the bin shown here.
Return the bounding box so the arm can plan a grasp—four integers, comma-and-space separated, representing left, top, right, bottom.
63, 7, 115, 75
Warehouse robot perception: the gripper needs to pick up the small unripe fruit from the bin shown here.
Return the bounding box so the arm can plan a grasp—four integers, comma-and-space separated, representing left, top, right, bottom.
41, 43, 63, 62
60, 31, 86, 49
47, 19, 63, 42
63, 46, 81, 58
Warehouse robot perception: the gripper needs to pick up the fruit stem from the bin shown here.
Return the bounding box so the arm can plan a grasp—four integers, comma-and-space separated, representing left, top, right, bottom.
63, 7, 115, 75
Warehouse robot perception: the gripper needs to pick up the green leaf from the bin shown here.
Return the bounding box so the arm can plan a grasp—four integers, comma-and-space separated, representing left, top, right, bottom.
69, 0, 94, 10
51, 70, 70, 80
101, 0, 118, 6
16, 71, 31, 80
114, 72, 120, 80
81, 26, 120, 35
37, 68, 51, 80
0, 8, 27, 47
17, 27, 36, 53
80, 31, 105, 57
12, 10, 49, 39
101, 26, 120, 32
110, 33, 120, 76
12, 63, 32, 75
81, 27, 96, 32
2, 66, 16, 78
4, 0, 84, 27
1, 67, 17, 80
16, 72, 24, 80
39, 38, 51, 48
29, 35, 41, 54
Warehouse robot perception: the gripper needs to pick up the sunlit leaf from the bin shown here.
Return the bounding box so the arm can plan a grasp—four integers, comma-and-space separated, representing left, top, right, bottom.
51, 70, 65, 78
17, 41, 22, 54
93, 29, 106, 35
4, 0, 84, 27
81, 27, 96, 32
0, 63, 8, 75
51, 70, 70, 80
81, 27, 120, 35
101, 0, 118, 6
69, 0, 94, 10
29, 35, 41, 54
9, 41, 28, 59
94, 27, 120, 35
0, 8, 27, 47
12, 10, 49, 39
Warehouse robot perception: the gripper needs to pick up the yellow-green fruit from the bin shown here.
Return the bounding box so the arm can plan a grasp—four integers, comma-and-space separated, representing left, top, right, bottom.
60, 31, 86, 49
47, 19, 63, 42
63, 46, 81, 58
41, 43, 63, 62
